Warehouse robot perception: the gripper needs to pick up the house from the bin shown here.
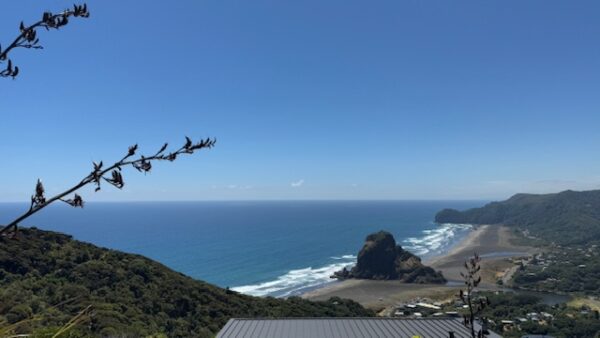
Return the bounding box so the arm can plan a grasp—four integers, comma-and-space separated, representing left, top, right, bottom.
501, 320, 516, 331
416, 302, 442, 310
217, 318, 502, 338
540, 312, 554, 319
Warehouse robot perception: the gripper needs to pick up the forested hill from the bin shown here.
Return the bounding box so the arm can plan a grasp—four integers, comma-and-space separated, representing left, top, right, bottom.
0, 228, 372, 337
435, 189, 600, 245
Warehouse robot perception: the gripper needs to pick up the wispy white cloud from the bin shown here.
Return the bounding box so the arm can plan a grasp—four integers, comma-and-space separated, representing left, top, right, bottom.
291, 179, 304, 188
226, 184, 253, 190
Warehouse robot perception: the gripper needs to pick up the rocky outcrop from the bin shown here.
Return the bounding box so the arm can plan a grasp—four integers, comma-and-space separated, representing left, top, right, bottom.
333, 231, 446, 284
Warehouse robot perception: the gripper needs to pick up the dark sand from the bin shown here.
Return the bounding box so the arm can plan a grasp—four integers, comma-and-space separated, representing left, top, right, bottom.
302, 225, 536, 310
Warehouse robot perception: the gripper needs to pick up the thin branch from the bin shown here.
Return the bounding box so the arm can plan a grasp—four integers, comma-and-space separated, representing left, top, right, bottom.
0, 4, 90, 78
0, 137, 216, 236
459, 253, 489, 338
51, 304, 93, 338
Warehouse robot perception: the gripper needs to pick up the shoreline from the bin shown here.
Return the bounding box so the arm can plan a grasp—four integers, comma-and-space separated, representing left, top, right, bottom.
234, 222, 477, 298
297, 224, 487, 299
301, 224, 536, 309
424, 224, 489, 266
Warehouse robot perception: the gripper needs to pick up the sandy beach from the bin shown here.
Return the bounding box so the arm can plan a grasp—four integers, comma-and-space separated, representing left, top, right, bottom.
302, 225, 536, 310
427, 225, 535, 282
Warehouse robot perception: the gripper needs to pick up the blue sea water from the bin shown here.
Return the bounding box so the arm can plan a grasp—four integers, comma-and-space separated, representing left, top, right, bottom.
0, 201, 482, 297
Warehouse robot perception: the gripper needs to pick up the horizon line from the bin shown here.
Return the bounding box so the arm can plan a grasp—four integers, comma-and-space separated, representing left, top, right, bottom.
0, 198, 493, 204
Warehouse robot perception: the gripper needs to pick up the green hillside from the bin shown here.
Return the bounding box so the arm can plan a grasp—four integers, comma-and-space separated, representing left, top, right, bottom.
435, 189, 600, 245
0, 228, 372, 337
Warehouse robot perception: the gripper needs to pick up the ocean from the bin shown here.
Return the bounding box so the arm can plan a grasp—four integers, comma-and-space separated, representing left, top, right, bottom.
0, 200, 482, 297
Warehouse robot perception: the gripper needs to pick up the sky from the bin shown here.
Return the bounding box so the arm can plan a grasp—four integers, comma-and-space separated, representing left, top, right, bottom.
1, 0, 600, 201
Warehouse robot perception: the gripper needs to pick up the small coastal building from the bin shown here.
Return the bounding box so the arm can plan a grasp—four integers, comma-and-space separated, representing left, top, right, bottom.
216, 318, 502, 338
416, 302, 442, 310
501, 320, 516, 331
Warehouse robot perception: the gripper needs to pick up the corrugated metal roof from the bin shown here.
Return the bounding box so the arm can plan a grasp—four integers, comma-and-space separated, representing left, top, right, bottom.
217, 318, 502, 338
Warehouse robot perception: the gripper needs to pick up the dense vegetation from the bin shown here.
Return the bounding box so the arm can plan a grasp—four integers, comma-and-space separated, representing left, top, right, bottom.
0, 228, 373, 337
471, 292, 600, 338
437, 189, 600, 298
513, 246, 600, 296
436, 189, 600, 245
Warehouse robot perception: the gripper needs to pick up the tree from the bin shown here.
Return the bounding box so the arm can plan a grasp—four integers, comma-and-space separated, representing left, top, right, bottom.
0, 5, 216, 335
1, 4, 90, 78
458, 253, 490, 338
0, 137, 216, 237
0, 4, 217, 236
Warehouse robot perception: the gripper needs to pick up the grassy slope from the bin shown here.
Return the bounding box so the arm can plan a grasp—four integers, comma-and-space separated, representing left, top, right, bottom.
0, 228, 373, 337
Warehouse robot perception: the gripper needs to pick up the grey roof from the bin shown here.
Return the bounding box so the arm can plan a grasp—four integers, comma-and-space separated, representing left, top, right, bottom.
217, 318, 502, 338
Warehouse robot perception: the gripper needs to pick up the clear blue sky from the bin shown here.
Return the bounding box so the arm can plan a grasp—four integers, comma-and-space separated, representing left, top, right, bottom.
2, 0, 600, 201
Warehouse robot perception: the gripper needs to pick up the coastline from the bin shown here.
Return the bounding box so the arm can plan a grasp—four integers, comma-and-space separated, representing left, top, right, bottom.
301, 224, 536, 309
423, 224, 489, 266
428, 224, 535, 283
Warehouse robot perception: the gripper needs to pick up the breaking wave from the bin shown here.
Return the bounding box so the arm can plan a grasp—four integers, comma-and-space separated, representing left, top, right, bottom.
232, 223, 474, 298
231, 255, 356, 298
402, 223, 473, 257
